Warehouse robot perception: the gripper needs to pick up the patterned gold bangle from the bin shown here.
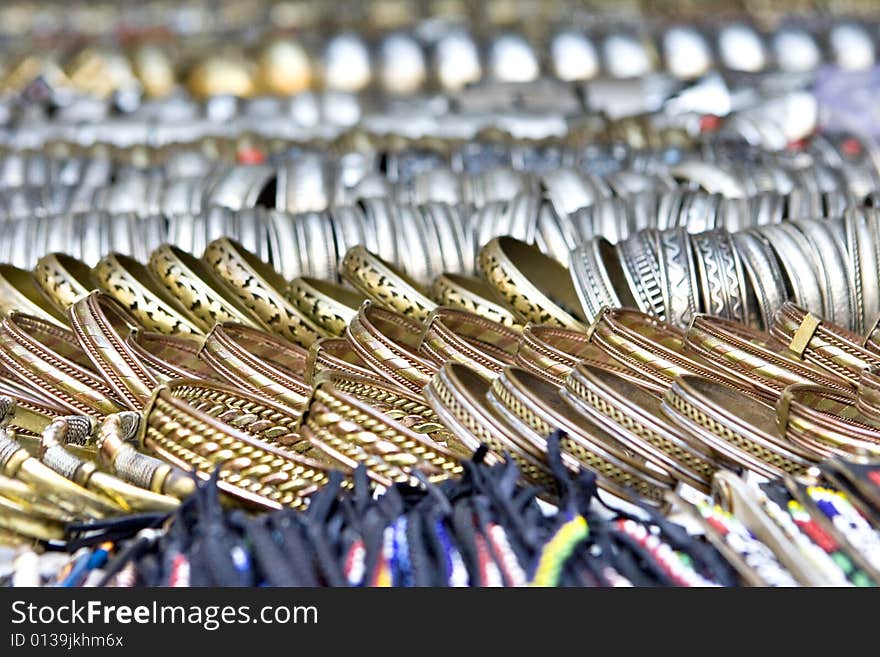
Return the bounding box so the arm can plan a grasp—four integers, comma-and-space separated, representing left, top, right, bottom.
662, 375, 818, 479
0, 312, 124, 417
429, 273, 520, 328
126, 330, 220, 382
149, 243, 262, 332
140, 379, 331, 509
515, 322, 664, 392
778, 383, 880, 459
300, 379, 463, 487
589, 308, 727, 390
487, 366, 674, 506
0, 264, 68, 329
203, 237, 326, 347
562, 363, 718, 492
684, 313, 851, 402
419, 307, 519, 380
0, 391, 66, 438
477, 236, 587, 330
304, 337, 377, 384
286, 276, 365, 337
199, 322, 311, 412
33, 252, 97, 313
346, 301, 438, 395
340, 245, 437, 322
93, 252, 205, 336
68, 292, 157, 411
769, 301, 880, 384
858, 366, 880, 422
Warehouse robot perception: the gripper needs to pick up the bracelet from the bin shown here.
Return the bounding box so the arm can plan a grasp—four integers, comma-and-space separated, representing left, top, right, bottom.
569, 237, 640, 323
68, 292, 158, 411
341, 245, 437, 322
616, 228, 666, 319
126, 330, 220, 382
422, 362, 557, 491
684, 314, 850, 402
304, 337, 378, 384
662, 375, 818, 479
757, 223, 825, 317
418, 307, 519, 380
843, 208, 879, 335
689, 229, 749, 324
429, 273, 520, 328
346, 301, 438, 395
148, 243, 263, 331
198, 322, 311, 412
140, 379, 331, 509
0, 312, 124, 417
203, 237, 325, 347
286, 276, 365, 337
777, 384, 880, 459
488, 366, 675, 506
655, 228, 699, 328
0, 264, 68, 329
93, 251, 205, 336
478, 236, 588, 330
562, 363, 718, 492
32, 252, 97, 312
769, 301, 880, 384
730, 231, 788, 330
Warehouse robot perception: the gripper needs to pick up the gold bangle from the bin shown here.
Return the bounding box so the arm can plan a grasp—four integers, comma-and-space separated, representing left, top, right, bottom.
858, 366, 880, 422
300, 379, 463, 488
684, 313, 850, 402
770, 301, 880, 384
589, 308, 727, 390
778, 383, 880, 459
562, 363, 718, 492
515, 322, 664, 392
341, 245, 437, 322
0, 264, 68, 329
68, 292, 157, 411
477, 236, 588, 330
429, 273, 520, 328
662, 375, 818, 479
346, 301, 438, 395
0, 312, 124, 417
203, 237, 326, 347
140, 379, 332, 509
419, 307, 520, 380
94, 252, 205, 336
286, 276, 365, 337
149, 243, 263, 332
487, 366, 674, 506
0, 391, 66, 438
198, 322, 311, 412
33, 252, 97, 313
304, 337, 377, 384
126, 330, 220, 382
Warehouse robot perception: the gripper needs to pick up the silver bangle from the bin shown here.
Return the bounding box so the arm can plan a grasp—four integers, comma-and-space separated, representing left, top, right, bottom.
731, 231, 788, 330
656, 227, 699, 327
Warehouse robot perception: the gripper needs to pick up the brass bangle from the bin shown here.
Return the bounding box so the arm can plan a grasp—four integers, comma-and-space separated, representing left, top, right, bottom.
478, 236, 587, 330
148, 243, 262, 332
0, 312, 124, 417
93, 252, 205, 336
422, 362, 557, 491
140, 379, 330, 509
419, 307, 520, 380
858, 366, 880, 422
33, 252, 97, 313
304, 337, 377, 384
300, 379, 463, 487
684, 313, 850, 402
769, 301, 880, 384
346, 301, 438, 395
562, 363, 718, 492
487, 366, 674, 506
662, 375, 818, 479
515, 322, 664, 392
341, 245, 437, 322
429, 273, 520, 328
286, 276, 365, 337
0, 392, 66, 438
778, 383, 880, 459
589, 308, 725, 390
126, 330, 219, 382
199, 322, 311, 412
68, 292, 158, 411
0, 264, 68, 329
203, 237, 326, 347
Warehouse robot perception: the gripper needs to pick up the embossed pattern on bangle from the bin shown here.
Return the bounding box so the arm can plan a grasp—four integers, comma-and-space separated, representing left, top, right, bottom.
286, 277, 365, 337
33, 253, 97, 312
429, 273, 520, 328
